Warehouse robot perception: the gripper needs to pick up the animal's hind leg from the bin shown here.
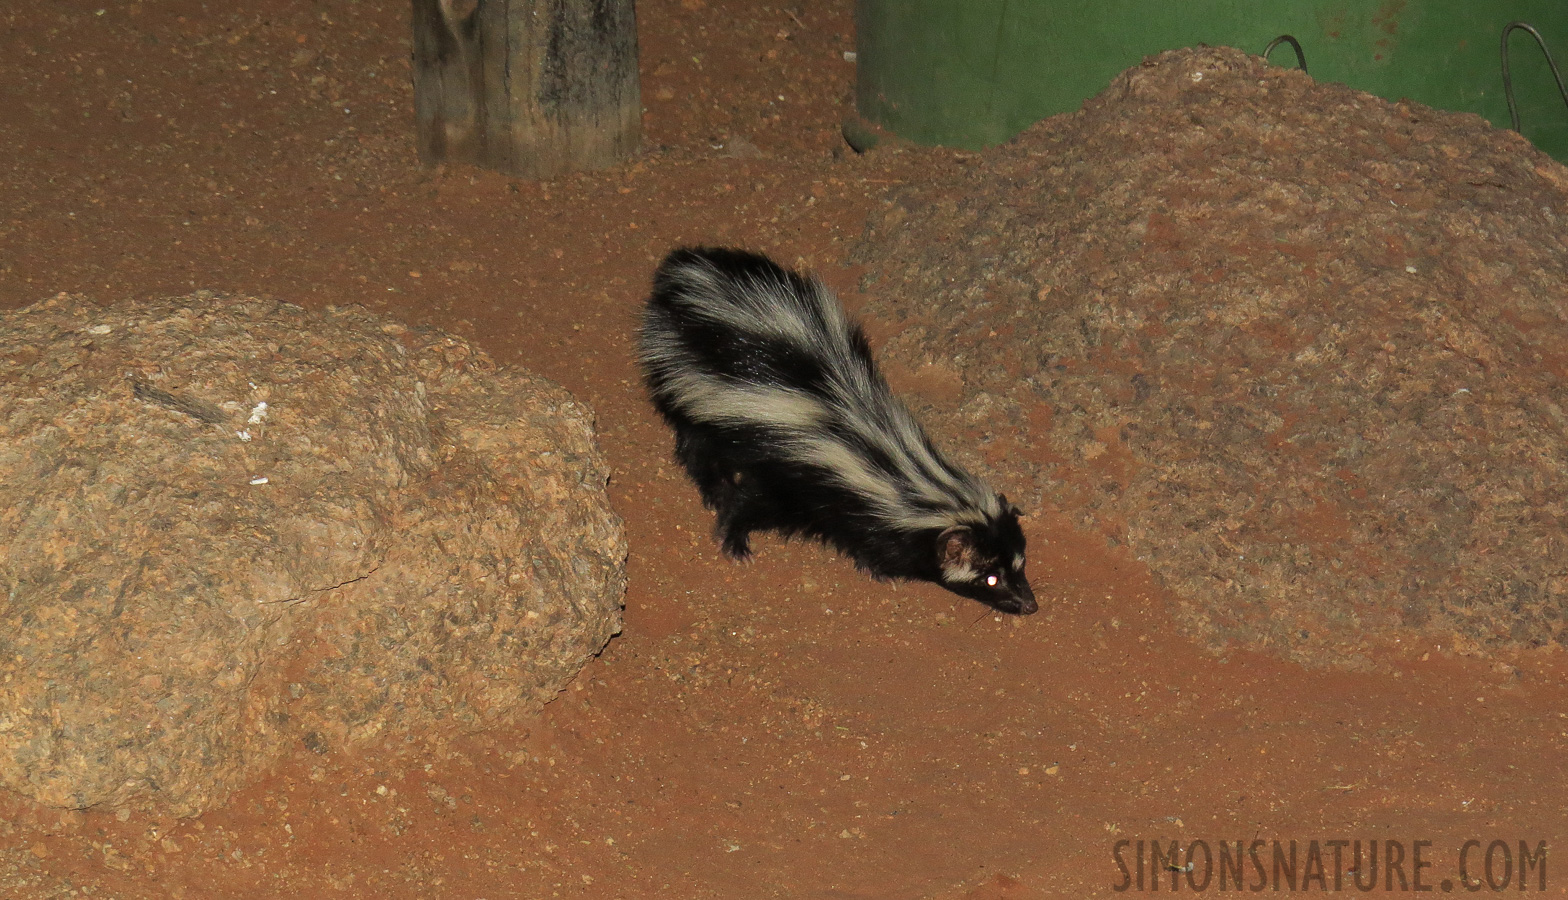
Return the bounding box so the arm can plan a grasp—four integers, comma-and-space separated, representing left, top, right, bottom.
673, 427, 754, 556
713, 469, 766, 559
673, 427, 735, 509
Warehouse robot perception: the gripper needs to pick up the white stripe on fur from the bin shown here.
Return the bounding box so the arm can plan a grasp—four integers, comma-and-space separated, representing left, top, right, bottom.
645, 253, 1003, 532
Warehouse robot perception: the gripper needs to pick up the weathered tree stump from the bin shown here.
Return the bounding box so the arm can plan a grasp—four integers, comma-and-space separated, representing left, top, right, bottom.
412, 0, 640, 178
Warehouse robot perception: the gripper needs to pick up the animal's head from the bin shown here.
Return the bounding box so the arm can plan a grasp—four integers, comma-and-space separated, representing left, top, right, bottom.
935, 496, 1036, 615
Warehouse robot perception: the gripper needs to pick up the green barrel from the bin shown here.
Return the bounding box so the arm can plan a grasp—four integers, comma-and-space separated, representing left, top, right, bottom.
856, 0, 1568, 161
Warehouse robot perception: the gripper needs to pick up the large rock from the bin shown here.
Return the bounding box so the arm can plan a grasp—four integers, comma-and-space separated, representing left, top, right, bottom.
857, 46, 1568, 666
0, 292, 624, 815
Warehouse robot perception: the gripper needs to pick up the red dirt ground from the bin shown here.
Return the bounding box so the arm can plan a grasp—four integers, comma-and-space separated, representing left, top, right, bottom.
1, 2, 1563, 897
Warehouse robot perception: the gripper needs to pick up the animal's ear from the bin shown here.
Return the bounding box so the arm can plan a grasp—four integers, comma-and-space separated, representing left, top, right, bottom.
937, 525, 979, 570
997, 493, 1023, 518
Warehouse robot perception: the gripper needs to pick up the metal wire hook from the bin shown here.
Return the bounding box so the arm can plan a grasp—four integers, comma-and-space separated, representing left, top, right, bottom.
1501, 21, 1568, 133
1262, 34, 1308, 74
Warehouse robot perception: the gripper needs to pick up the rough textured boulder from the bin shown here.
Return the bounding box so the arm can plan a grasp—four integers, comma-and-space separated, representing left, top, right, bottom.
0, 292, 625, 815
857, 46, 1568, 666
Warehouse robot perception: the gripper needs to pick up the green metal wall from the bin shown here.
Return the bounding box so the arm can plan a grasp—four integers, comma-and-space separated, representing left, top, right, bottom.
856, 1, 1568, 161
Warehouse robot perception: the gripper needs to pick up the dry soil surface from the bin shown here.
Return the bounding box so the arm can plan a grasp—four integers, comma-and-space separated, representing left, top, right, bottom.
1, 2, 1564, 898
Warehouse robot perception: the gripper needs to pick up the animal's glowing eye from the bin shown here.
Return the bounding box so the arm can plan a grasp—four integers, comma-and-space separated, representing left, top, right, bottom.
986, 574, 999, 587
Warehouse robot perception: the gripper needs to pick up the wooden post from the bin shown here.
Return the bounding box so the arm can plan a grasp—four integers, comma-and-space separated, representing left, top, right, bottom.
412, 0, 640, 179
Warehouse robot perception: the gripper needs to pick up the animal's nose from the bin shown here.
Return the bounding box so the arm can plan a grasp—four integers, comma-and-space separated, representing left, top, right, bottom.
1013, 580, 1038, 615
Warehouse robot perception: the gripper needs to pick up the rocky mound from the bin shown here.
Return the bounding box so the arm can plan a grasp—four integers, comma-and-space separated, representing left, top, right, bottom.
856, 46, 1568, 666
0, 292, 625, 814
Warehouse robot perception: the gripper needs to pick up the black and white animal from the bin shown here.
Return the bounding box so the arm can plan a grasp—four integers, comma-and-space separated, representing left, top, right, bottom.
637, 247, 1037, 615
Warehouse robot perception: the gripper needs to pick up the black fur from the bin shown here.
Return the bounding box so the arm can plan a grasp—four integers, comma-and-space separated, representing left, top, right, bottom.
638, 247, 1036, 615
